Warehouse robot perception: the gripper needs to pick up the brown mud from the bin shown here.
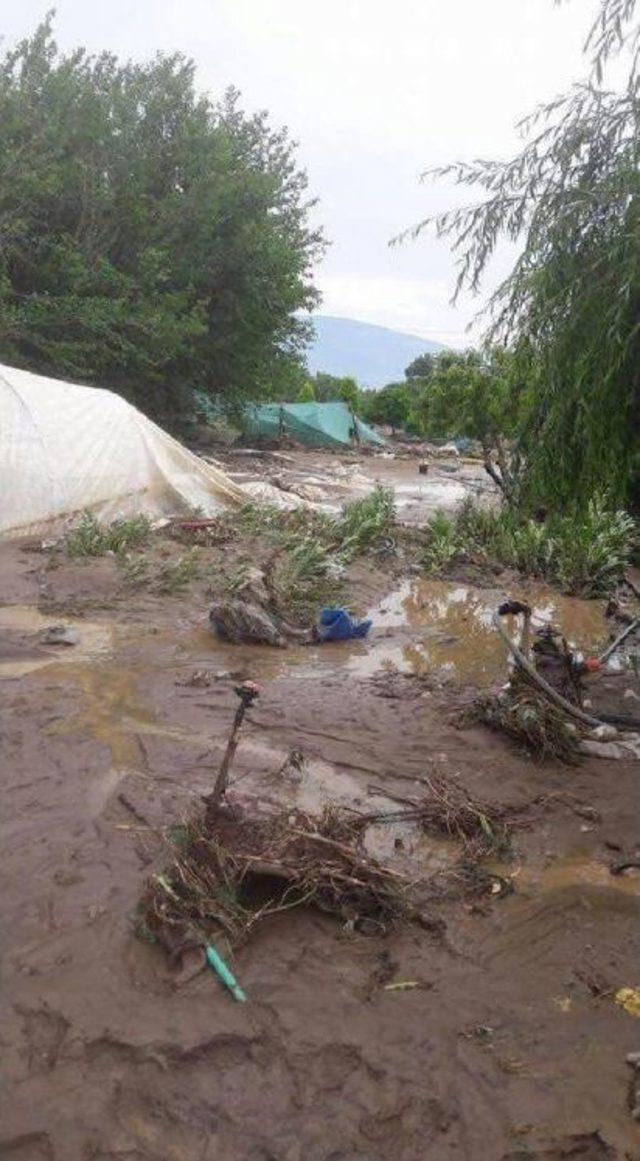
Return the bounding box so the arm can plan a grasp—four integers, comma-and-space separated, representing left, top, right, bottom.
2, 484, 640, 1161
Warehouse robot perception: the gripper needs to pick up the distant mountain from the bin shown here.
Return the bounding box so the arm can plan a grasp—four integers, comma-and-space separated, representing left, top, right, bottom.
305, 314, 445, 388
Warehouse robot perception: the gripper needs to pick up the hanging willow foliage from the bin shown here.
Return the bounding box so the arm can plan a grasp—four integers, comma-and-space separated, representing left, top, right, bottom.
397, 0, 640, 512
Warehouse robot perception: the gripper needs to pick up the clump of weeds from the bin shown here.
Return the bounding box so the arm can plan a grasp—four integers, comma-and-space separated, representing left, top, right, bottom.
422, 495, 636, 597
154, 548, 201, 593
118, 554, 152, 589
65, 511, 152, 558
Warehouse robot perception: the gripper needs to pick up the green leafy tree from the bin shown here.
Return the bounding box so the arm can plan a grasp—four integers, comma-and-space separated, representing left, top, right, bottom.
398, 0, 640, 512
412, 347, 525, 495
364, 383, 411, 433
335, 376, 359, 409
0, 16, 324, 422
297, 380, 316, 402
405, 352, 435, 382
311, 371, 360, 407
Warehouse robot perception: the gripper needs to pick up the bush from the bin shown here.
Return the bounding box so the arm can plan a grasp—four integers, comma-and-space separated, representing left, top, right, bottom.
422, 496, 637, 596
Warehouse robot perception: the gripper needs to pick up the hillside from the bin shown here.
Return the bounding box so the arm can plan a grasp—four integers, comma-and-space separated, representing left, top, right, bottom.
305, 314, 444, 387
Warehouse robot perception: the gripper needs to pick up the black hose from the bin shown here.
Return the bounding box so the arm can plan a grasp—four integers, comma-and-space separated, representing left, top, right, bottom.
594, 711, 640, 730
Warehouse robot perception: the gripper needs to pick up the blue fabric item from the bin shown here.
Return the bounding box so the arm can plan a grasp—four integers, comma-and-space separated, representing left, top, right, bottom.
316, 607, 372, 642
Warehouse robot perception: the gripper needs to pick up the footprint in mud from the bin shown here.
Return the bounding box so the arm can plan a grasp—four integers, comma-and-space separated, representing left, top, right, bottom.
502, 1130, 615, 1159
0, 1133, 54, 1160
17, 1007, 69, 1075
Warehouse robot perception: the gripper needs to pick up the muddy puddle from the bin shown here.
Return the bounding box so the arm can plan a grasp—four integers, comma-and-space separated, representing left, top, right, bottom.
487, 849, 640, 902
177, 575, 610, 692
364, 454, 492, 523
0, 577, 611, 783
524, 853, 640, 898
349, 578, 609, 686
0, 604, 116, 677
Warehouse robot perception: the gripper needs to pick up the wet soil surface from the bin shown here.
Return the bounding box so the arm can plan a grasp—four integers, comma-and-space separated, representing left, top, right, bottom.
2, 517, 640, 1160
208, 444, 492, 523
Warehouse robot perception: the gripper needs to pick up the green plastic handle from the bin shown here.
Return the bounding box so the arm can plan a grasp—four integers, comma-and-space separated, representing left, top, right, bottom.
205, 944, 247, 1003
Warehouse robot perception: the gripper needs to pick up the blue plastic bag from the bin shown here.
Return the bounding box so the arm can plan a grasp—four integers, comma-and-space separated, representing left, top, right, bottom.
315, 607, 372, 642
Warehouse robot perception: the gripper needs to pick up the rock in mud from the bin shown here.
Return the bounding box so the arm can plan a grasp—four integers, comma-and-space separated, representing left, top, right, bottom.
40, 625, 80, 646
209, 599, 287, 647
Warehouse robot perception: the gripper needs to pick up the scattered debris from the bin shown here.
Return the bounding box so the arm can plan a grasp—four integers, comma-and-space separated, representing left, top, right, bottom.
138, 802, 420, 963
615, 986, 640, 1018
176, 669, 217, 688
369, 670, 436, 699
469, 683, 581, 763
580, 733, 640, 761
610, 858, 640, 876
626, 1051, 640, 1121
465, 598, 640, 761
238, 480, 308, 510
205, 942, 247, 1003
365, 774, 519, 860
314, 606, 372, 642
270, 748, 306, 784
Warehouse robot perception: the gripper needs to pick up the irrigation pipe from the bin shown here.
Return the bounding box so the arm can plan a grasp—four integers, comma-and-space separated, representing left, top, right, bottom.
598, 617, 640, 665
492, 613, 604, 730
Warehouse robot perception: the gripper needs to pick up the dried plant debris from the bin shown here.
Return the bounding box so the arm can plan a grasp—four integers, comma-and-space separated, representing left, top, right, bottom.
138, 804, 423, 957
366, 774, 520, 859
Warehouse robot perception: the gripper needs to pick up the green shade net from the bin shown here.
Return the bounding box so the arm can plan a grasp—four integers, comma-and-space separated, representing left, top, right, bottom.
242, 401, 385, 448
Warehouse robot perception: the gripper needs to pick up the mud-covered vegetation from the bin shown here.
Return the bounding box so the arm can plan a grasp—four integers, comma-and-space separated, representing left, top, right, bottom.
56, 485, 399, 621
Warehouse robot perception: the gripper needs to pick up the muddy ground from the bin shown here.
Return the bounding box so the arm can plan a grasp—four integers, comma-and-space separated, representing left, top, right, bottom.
1, 450, 640, 1161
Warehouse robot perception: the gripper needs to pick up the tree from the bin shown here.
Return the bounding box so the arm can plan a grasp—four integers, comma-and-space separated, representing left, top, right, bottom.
364, 383, 411, 433
311, 371, 359, 406
405, 352, 435, 382
399, 0, 640, 511
336, 376, 359, 409
411, 347, 525, 496
0, 16, 324, 423
297, 380, 316, 401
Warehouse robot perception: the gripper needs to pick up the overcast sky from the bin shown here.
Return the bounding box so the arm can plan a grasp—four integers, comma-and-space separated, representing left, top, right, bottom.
4, 1, 597, 345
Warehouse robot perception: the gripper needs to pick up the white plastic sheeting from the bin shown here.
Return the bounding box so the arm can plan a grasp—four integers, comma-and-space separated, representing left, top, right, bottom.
0, 363, 246, 538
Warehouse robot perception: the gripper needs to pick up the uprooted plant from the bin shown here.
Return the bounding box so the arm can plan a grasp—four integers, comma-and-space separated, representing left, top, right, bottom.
137, 679, 418, 958
137, 769, 521, 969
136, 667, 529, 976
